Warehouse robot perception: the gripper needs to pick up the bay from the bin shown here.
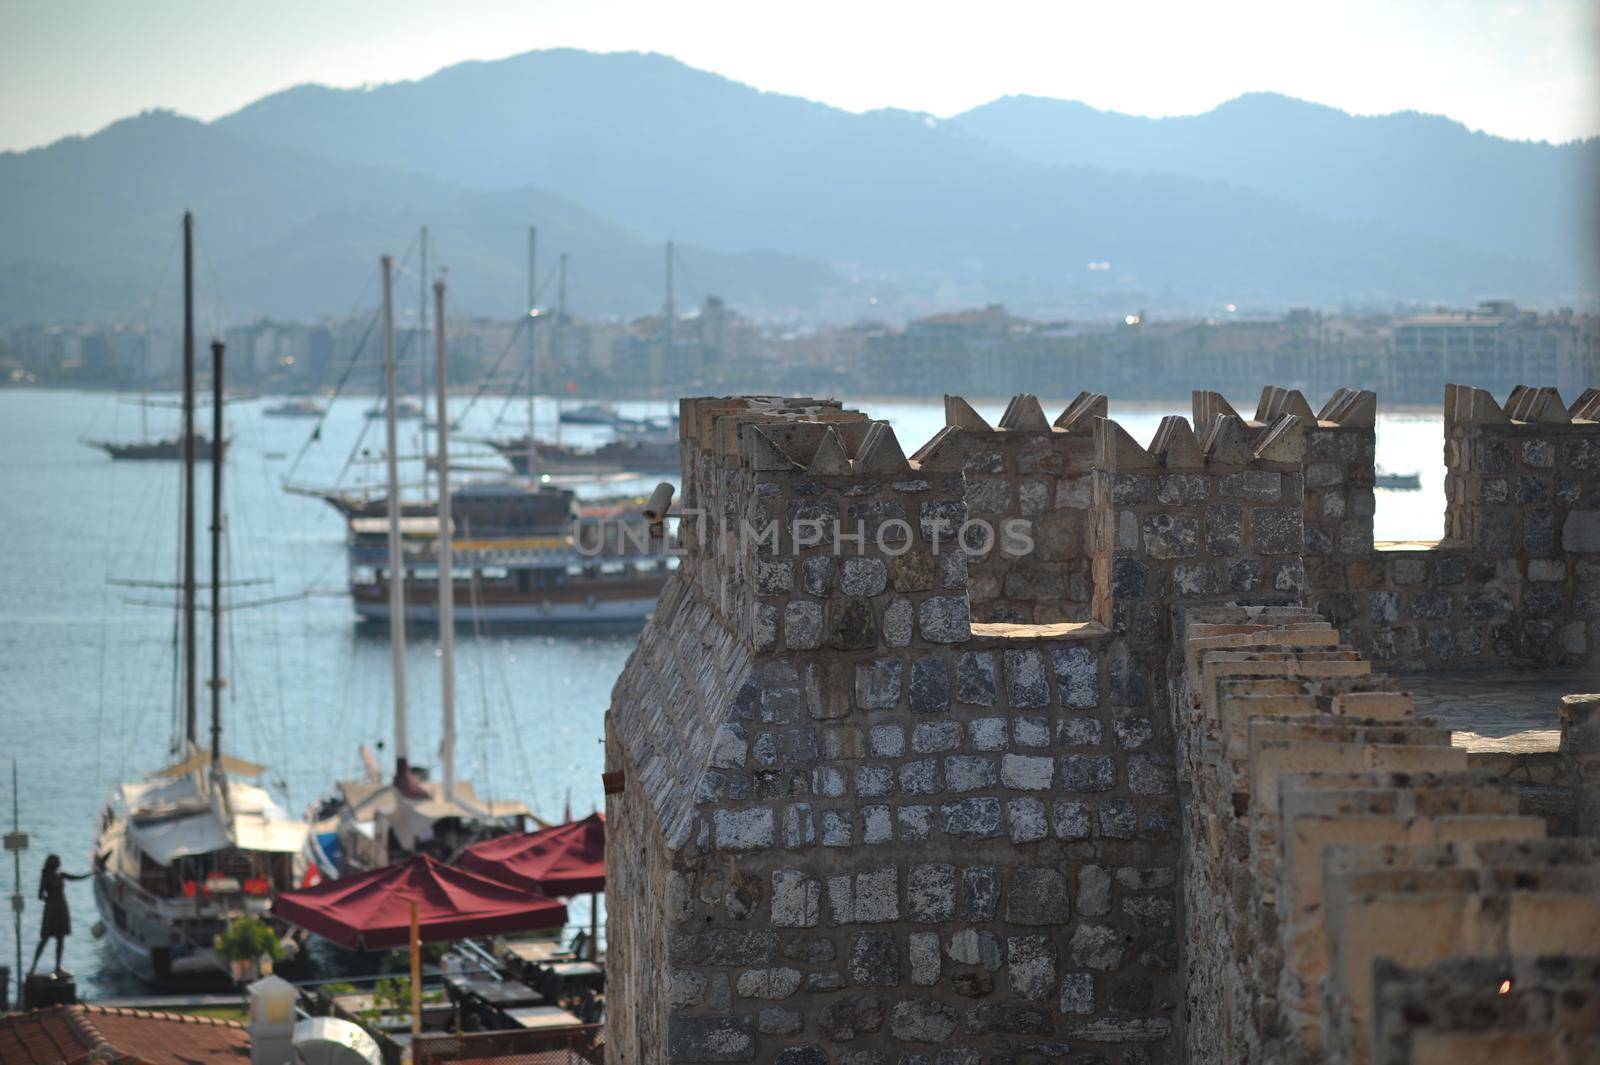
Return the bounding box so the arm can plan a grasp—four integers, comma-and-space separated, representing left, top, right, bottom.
0, 389, 1444, 995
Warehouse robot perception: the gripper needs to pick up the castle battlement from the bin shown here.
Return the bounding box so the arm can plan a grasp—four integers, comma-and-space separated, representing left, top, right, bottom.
605, 384, 1599, 1065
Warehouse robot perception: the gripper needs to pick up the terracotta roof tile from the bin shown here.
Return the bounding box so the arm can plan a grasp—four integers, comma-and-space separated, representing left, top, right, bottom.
0, 1005, 250, 1065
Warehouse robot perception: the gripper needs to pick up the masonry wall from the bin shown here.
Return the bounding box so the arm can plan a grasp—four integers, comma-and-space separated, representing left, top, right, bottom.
608, 396, 1188, 1064
606, 382, 1599, 1065
1264, 383, 1600, 671
916, 393, 1103, 626
1173, 604, 1600, 1065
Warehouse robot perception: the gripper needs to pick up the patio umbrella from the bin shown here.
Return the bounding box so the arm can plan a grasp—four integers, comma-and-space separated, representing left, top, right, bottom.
272, 854, 568, 951
457, 813, 605, 896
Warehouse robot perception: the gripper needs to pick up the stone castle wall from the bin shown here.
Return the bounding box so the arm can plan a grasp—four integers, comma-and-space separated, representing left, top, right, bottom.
604, 384, 1599, 1064
1173, 604, 1600, 1065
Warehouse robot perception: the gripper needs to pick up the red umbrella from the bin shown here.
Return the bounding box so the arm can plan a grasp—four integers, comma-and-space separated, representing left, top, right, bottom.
458, 813, 606, 896
272, 854, 568, 950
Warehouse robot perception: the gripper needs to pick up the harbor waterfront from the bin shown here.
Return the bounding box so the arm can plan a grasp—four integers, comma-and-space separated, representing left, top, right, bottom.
0, 387, 1447, 997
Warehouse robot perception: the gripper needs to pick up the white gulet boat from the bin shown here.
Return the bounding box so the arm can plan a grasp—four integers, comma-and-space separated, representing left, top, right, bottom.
92, 213, 308, 987
307, 260, 530, 882
93, 753, 307, 985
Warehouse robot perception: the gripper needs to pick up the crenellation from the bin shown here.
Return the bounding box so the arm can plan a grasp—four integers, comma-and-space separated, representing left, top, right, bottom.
609, 386, 1597, 1064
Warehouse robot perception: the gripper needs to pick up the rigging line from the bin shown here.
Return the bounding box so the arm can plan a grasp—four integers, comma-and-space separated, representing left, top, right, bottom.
491, 635, 538, 817
450, 313, 529, 426
489, 355, 533, 432
328, 323, 421, 494
466, 570, 498, 807
283, 306, 382, 483
285, 231, 419, 483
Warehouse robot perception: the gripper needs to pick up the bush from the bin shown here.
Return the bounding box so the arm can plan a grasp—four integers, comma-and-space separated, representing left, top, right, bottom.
214, 916, 286, 963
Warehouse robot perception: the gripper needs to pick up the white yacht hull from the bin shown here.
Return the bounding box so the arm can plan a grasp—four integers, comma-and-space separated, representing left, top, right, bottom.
354, 596, 658, 624
92, 871, 229, 987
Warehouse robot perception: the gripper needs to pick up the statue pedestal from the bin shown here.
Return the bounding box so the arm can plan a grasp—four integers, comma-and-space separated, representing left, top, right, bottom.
23, 969, 77, 1010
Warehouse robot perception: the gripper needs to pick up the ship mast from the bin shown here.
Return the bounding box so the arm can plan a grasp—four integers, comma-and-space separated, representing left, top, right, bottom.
433, 278, 455, 800
526, 225, 539, 483
663, 240, 674, 417
181, 211, 198, 751
208, 339, 226, 790
417, 226, 431, 500
555, 253, 567, 445
381, 255, 411, 781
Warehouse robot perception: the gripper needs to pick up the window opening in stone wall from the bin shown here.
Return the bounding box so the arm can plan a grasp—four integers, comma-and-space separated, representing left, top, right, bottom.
1372, 410, 1447, 543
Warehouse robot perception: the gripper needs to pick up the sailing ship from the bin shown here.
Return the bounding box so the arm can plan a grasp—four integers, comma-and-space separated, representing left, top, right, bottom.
306, 261, 534, 880
92, 213, 307, 988
87, 436, 228, 461
557, 402, 619, 426
263, 398, 325, 418
488, 435, 680, 477
364, 398, 423, 420
1374, 467, 1423, 490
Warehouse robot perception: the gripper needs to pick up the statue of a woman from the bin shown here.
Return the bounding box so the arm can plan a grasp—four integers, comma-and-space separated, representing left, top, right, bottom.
29, 854, 90, 976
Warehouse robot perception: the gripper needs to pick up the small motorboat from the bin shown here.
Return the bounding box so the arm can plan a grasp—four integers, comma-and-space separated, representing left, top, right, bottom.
264, 398, 326, 418
558, 402, 619, 426
365, 399, 423, 420
1374, 468, 1422, 490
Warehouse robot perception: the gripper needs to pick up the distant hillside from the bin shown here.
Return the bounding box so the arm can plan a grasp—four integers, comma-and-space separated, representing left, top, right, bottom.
214, 50, 1587, 307
0, 110, 842, 324
3, 49, 1593, 325
950, 91, 1600, 283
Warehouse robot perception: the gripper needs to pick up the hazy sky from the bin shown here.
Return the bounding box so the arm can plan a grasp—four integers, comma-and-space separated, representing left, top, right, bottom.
2, 0, 1596, 152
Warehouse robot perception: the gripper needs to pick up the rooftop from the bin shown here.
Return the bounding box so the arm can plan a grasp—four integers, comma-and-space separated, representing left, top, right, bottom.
0, 1005, 249, 1065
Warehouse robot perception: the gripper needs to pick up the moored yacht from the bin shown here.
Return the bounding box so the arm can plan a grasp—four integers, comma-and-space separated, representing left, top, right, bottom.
307, 262, 537, 879
93, 754, 307, 985
91, 214, 307, 988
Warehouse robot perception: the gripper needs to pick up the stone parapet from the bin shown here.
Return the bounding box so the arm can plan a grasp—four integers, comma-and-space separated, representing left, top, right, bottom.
1175, 605, 1600, 1065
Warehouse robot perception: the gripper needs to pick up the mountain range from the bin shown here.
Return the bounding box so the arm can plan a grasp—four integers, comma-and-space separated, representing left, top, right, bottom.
2, 48, 1595, 325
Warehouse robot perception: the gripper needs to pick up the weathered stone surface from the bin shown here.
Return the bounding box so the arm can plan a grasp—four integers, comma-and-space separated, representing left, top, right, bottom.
909, 658, 951, 712
818, 995, 885, 1041
944, 755, 997, 792
1008, 935, 1058, 1001
1077, 864, 1111, 917
771, 870, 821, 928
841, 556, 889, 596
1053, 799, 1092, 839
1004, 648, 1050, 707
1008, 797, 1050, 843
1002, 753, 1056, 790
1125, 752, 1173, 795
881, 597, 913, 647
962, 866, 1000, 919
1007, 867, 1072, 924
1141, 514, 1200, 558
1069, 923, 1127, 970
969, 716, 1008, 750
890, 999, 960, 1043
941, 797, 1003, 838
714, 807, 774, 850
947, 928, 1002, 970
909, 931, 941, 986
848, 931, 899, 986
912, 720, 961, 754
736, 967, 802, 1000
1059, 972, 1095, 1015
1060, 754, 1116, 792
855, 659, 902, 709
668, 1015, 756, 1062
758, 1008, 802, 1037
918, 594, 971, 642
955, 651, 998, 706
1059, 717, 1103, 746
907, 863, 957, 922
